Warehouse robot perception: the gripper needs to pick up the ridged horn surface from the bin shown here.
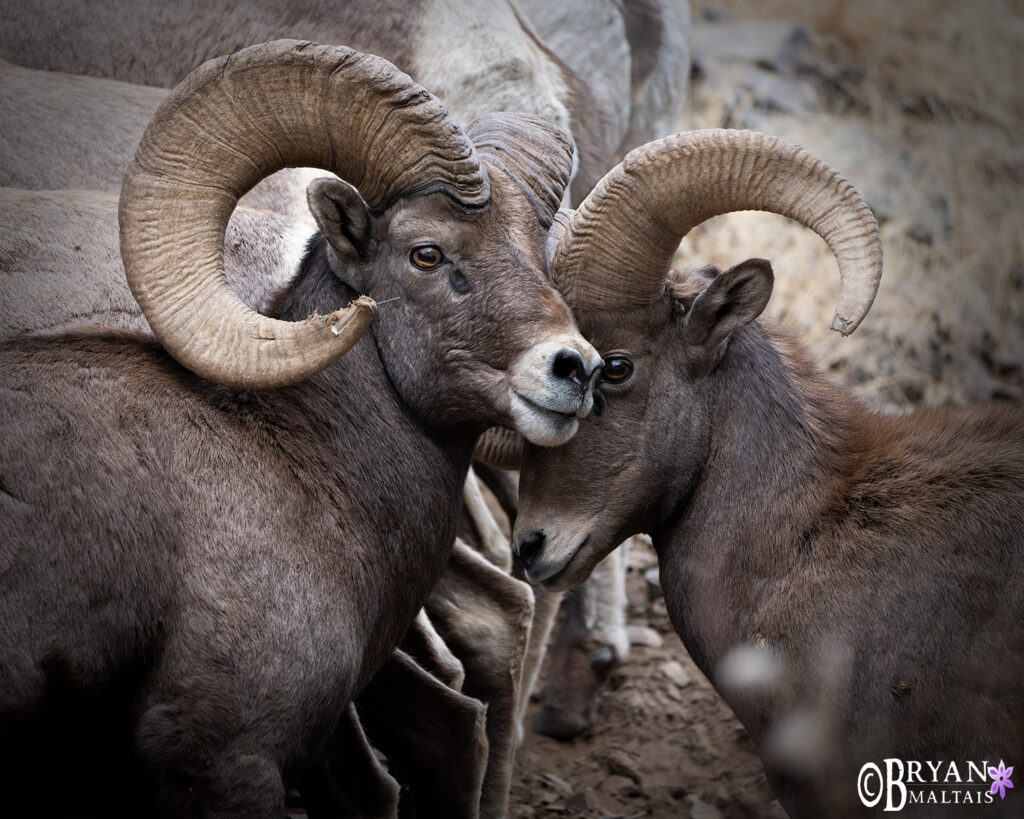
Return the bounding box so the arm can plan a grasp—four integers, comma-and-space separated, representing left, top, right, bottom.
120, 40, 490, 389
474, 427, 524, 471
551, 129, 882, 334
466, 112, 574, 229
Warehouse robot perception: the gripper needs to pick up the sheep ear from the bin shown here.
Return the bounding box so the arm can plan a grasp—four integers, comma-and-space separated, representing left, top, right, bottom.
681, 258, 773, 352
307, 177, 375, 265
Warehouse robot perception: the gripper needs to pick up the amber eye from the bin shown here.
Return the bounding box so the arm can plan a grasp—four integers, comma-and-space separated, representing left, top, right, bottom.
410, 245, 444, 270
601, 356, 633, 384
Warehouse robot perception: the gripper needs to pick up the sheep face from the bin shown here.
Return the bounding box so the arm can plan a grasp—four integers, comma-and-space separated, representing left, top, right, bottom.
513, 260, 774, 588
310, 171, 603, 447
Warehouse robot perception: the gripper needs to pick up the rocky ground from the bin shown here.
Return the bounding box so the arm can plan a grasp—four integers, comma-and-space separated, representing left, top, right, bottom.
512, 539, 786, 819
510, 1, 1023, 816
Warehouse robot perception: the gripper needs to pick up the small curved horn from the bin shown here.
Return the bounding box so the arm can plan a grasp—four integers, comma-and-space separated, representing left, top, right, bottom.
550, 129, 881, 334
120, 40, 490, 389
474, 427, 524, 471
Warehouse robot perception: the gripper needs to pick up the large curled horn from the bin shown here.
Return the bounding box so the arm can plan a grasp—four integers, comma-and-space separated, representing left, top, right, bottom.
120, 40, 491, 389
465, 112, 574, 229
550, 129, 882, 334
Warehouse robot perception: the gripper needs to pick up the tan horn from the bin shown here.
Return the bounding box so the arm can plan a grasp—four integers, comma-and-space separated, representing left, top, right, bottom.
120, 40, 491, 389
550, 129, 881, 334
465, 112, 574, 229
474, 427, 524, 471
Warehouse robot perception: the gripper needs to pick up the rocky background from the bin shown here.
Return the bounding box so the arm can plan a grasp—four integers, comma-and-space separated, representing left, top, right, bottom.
511, 0, 1023, 816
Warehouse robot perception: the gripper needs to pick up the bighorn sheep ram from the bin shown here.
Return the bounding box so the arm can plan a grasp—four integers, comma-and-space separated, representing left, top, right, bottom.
0, 54, 632, 744
0, 70, 610, 768
0, 70, 571, 809
2, 0, 693, 743
0, 184, 534, 818
502, 129, 1024, 816
0, 40, 605, 817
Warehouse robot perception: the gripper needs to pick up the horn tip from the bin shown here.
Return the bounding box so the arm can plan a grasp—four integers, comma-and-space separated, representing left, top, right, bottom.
330, 296, 376, 336
830, 312, 858, 336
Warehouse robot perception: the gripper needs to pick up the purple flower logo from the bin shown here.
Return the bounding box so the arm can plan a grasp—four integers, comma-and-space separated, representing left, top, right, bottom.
990, 760, 1014, 800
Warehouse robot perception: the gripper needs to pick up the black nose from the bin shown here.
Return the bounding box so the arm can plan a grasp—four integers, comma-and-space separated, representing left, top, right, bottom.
551, 349, 586, 389
516, 530, 547, 571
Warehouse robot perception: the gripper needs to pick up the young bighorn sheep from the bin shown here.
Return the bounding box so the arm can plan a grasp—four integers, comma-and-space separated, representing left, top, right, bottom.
0, 41, 604, 817
505, 129, 1024, 816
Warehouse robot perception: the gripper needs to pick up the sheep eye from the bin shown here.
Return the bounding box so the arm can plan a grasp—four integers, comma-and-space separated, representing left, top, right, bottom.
601, 356, 633, 384
410, 245, 444, 270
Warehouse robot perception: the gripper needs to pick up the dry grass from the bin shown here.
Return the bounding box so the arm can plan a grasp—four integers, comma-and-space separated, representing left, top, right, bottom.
682, 0, 1024, 409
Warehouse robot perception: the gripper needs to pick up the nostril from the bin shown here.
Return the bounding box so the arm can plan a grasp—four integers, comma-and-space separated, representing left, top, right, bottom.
516, 530, 547, 571
552, 350, 585, 387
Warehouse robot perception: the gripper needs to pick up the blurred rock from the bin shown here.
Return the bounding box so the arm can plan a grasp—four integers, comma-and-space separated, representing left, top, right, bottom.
537, 789, 559, 807
565, 790, 589, 812
601, 773, 635, 795
738, 66, 819, 114
538, 772, 572, 796
687, 794, 725, 819
693, 19, 811, 71
697, 61, 820, 122
603, 749, 643, 784
626, 624, 663, 648
659, 660, 693, 688
908, 222, 934, 245
643, 566, 663, 600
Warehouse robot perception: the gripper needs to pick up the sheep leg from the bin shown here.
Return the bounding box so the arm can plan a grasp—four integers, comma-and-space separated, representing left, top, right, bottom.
425, 540, 534, 819
301, 702, 400, 819
470, 460, 519, 528
356, 649, 488, 818
517, 584, 563, 730
583, 539, 631, 661
400, 608, 466, 691
462, 466, 512, 572
533, 545, 630, 740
